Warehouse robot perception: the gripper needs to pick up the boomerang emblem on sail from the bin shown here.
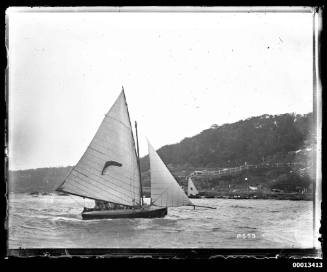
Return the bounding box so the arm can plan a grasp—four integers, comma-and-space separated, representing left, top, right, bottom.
101, 160, 122, 175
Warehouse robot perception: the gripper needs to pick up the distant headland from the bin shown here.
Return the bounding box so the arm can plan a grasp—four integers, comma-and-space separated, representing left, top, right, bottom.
8, 112, 315, 200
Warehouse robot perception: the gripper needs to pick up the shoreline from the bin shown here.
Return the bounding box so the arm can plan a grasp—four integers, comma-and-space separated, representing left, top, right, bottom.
198, 192, 313, 201
9, 191, 313, 201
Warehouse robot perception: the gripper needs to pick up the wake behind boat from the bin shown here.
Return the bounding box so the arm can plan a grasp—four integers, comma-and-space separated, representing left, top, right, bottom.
56, 87, 204, 220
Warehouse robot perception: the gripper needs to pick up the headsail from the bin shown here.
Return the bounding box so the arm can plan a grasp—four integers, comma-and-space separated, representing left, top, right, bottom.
57, 89, 141, 207
187, 177, 199, 196
148, 141, 193, 207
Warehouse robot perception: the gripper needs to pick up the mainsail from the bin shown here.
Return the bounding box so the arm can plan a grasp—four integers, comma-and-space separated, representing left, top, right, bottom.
187, 177, 199, 196
148, 141, 193, 207
56, 90, 141, 207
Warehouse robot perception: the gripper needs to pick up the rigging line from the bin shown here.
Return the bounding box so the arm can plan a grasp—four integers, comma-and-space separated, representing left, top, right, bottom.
69, 174, 137, 203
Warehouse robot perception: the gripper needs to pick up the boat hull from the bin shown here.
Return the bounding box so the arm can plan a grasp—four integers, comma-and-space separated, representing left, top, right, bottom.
188, 195, 201, 199
81, 206, 167, 220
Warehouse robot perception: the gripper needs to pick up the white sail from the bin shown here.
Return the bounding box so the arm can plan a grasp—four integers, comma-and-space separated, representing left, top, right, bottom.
57, 90, 141, 207
148, 141, 193, 207
187, 177, 199, 196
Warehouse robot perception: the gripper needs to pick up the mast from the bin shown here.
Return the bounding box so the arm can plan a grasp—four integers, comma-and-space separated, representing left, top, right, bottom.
135, 121, 143, 206
121, 86, 143, 207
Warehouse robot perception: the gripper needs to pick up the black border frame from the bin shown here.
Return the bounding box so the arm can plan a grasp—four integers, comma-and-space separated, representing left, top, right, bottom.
2, 4, 325, 263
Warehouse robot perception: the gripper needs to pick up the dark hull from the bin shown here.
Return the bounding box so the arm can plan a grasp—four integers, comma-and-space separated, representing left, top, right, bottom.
188, 195, 200, 199
81, 206, 167, 220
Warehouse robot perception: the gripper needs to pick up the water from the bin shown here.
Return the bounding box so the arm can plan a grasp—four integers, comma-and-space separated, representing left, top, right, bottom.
8, 194, 314, 248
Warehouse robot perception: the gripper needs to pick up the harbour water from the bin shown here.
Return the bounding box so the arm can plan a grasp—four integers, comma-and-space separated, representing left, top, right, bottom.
8, 193, 314, 248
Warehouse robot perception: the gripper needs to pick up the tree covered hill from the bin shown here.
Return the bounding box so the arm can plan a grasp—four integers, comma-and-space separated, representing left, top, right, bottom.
140, 112, 314, 171
8, 112, 314, 194
8, 166, 72, 193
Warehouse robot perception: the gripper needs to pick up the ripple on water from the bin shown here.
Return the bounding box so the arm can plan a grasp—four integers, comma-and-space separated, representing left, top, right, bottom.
8, 195, 314, 248
211, 227, 221, 232
231, 205, 254, 209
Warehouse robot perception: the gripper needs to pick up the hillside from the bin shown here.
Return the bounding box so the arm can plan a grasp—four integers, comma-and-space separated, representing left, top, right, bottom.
140, 112, 313, 172
8, 166, 72, 193
8, 112, 314, 196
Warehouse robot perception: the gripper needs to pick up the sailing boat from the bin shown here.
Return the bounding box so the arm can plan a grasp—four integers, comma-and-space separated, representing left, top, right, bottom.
187, 177, 200, 198
56, 87, 196, 220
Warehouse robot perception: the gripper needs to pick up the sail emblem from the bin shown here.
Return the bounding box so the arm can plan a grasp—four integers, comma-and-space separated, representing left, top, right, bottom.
101, 160, 122, 175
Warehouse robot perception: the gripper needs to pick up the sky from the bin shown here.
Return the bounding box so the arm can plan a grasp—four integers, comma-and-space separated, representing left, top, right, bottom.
7, 8, 314, 170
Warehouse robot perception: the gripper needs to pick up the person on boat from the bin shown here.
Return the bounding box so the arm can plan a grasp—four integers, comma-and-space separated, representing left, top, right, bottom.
94, 200, 106, 210
111, 203, 124, 209
94, 200, 134, 210
105, 202, 114, 209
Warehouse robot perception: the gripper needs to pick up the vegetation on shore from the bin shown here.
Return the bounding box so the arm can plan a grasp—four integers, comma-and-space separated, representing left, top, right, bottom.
8, 112, 315, 200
